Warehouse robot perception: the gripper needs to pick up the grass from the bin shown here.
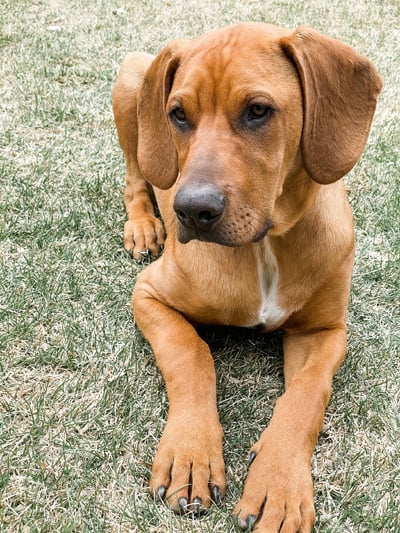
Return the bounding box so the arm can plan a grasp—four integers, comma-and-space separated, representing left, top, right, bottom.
0, 0, 399, 531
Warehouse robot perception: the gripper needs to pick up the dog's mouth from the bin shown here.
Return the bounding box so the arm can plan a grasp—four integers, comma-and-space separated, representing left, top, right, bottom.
252, 220, 273, 242
176, 218, 273, 247
177, 224, 234, 246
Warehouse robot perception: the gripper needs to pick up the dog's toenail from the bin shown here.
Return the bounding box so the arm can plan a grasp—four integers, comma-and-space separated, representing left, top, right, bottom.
212, 485, 221, 504
247, 514, 257, 529
192, 497, 202, 514
238, 514, 257, 530
238, 518, 247, 530
248, 451, 257, 467
179, 497, 188, 511
157, 486, 166, 499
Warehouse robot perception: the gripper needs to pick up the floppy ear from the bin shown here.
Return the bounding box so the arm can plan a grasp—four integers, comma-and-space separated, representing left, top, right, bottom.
281, 27, 382, 184
137, 41, 183, 189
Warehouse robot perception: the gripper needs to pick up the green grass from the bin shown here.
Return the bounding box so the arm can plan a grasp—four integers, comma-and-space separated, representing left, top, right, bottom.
0, 0, 399, 531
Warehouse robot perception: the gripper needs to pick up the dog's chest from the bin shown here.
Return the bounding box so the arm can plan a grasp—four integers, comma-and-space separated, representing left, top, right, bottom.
255, 241, 287, 330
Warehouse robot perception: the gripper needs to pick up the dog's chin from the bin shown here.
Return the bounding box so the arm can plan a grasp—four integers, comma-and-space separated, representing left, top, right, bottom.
177, 220, 272, 247
177, 226, 238, 246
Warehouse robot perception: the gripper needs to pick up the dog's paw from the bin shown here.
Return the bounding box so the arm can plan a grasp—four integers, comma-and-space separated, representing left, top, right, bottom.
232, 437, 315, 532
149, 416, 226, 514
124, 216, 165, 260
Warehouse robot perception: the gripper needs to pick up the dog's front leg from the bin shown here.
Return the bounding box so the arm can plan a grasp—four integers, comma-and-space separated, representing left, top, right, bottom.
233, 327, 347, 532
133, 272, 226, 513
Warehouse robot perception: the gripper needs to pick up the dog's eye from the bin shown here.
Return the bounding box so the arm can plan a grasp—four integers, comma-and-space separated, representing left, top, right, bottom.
169, 106, 187, 124
247, 103, 271, 121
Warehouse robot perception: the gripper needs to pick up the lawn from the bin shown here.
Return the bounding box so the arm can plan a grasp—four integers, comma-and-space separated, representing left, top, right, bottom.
0, 0, 399, 531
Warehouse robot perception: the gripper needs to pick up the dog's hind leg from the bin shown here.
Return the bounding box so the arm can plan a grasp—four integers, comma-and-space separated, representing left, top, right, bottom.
112, 52, 165, 259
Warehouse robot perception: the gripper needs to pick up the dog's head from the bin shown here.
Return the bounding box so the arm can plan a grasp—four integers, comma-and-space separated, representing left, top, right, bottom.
137, 23, 382, 246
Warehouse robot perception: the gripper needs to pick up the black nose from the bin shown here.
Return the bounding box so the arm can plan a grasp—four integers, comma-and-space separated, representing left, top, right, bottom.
173, 183, 226, 230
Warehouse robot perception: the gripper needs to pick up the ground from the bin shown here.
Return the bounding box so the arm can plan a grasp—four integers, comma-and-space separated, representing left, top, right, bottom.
0, 0, 399, 531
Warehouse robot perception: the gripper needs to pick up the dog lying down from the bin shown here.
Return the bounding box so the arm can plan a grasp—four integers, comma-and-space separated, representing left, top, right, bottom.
112, 22, 382, 532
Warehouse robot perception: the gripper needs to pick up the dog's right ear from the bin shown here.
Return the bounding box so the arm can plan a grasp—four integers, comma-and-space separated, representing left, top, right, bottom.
137, 41, 183, 190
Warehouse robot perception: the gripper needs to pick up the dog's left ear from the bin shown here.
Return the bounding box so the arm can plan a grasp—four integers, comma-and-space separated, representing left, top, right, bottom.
281, 28, 382, 184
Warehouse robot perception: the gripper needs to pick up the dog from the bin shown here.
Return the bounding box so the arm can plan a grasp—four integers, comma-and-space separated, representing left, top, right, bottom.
112, 22, 382, 532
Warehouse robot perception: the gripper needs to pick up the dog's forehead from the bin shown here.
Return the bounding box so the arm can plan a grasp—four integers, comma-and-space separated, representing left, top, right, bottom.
190, 22, 290, 50
172, 23, 296, 102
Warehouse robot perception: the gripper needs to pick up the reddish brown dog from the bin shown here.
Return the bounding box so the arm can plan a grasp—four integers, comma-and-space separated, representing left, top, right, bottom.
112, 23, 381, 532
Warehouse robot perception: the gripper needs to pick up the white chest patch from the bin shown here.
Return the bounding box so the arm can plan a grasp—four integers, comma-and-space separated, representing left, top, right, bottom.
256, 240, 287, 329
